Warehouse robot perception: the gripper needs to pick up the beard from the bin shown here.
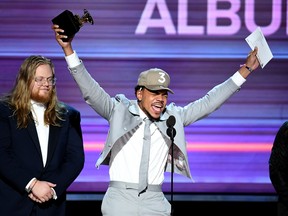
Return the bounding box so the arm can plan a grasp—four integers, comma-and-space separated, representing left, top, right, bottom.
31, 90, 52, 104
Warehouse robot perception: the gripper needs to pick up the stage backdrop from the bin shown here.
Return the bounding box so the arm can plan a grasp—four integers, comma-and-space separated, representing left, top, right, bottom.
0, 0, 287, 194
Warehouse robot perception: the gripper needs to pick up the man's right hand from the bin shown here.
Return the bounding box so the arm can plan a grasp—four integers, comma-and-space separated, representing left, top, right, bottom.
28, 180, 56, 203
52, 24, 74, 56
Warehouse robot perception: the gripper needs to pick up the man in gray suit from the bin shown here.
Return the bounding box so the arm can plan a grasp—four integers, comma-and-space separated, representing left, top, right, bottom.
52, 24, 259, 216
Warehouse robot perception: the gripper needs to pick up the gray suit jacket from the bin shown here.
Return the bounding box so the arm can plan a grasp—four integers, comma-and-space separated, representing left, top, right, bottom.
69, 62, 240, 180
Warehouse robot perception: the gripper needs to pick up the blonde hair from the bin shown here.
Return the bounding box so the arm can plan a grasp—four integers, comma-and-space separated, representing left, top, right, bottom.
2, 55, 66, 128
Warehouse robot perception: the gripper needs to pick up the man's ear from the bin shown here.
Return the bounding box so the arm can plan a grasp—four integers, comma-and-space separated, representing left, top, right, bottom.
136, 89, 143, 101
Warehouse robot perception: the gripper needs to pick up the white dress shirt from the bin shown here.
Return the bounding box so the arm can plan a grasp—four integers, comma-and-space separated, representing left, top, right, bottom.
31, 100, 49, 166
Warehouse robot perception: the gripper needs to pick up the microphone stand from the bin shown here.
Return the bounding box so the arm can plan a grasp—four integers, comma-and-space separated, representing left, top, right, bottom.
167, 126, 176, 216
166, 115, 176, 216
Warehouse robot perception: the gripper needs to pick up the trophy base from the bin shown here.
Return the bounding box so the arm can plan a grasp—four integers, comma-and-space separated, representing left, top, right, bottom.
52, 10, 80, 42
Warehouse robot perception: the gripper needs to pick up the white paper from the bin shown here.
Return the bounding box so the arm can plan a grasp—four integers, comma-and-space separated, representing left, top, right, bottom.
245, 27, 273, 68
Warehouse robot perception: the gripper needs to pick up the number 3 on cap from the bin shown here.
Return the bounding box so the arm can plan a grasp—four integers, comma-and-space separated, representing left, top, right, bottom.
158, 72, 166, 84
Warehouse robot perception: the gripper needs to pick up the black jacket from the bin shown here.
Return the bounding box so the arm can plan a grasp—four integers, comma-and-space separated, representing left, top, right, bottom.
269, 121, 288, 211
0, 101, 84, 216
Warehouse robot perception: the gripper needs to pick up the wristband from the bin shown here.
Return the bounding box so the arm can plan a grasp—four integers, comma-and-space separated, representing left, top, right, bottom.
31, 180, 38, 190
245, 65, 253, 72
26, 179, 38, 193
240, 64, 253, 73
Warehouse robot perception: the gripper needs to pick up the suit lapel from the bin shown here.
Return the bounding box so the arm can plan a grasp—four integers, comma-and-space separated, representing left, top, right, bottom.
27, 113, 63, 167
46, 125, 61, 165
46, 119, 63, 164
27, 118, 42, 156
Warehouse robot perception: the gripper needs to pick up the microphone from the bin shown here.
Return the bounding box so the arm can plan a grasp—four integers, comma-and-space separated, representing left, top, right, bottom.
166, 115, 176, 128
166, 115, 176, 139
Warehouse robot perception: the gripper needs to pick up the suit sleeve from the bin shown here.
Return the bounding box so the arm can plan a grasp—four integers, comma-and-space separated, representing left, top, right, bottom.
0, 102, 35, 193
47, 106, 85, 197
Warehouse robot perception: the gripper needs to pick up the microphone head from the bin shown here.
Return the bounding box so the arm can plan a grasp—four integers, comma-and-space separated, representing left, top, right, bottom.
166, 115, 176, 128
166, 127, 176, 138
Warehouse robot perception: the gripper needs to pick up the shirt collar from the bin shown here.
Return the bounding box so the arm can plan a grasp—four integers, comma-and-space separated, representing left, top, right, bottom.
31, 100, 46, 109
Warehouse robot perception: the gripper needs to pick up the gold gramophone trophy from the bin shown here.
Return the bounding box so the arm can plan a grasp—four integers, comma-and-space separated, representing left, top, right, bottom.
52, 9, 94, 42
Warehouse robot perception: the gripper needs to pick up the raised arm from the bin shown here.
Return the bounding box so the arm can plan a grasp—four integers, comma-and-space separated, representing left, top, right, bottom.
52, 24, 74, 56
238, 47, 259, 79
